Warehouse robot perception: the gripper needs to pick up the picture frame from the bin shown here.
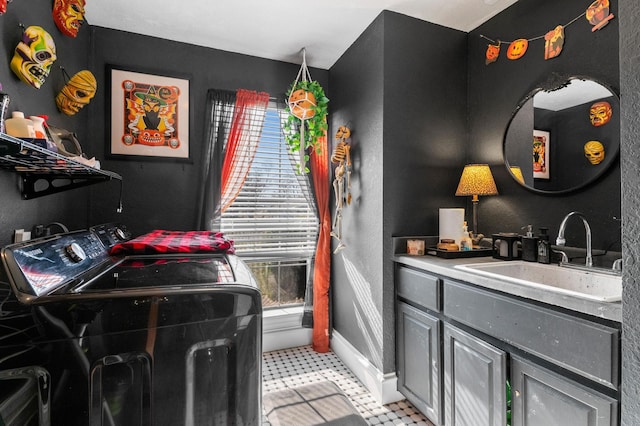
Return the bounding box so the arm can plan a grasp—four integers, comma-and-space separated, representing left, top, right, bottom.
107, 65, 190, 161
533, 129, 550, 179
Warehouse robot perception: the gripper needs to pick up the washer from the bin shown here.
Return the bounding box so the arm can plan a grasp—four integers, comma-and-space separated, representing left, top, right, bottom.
0, 224, 262, 425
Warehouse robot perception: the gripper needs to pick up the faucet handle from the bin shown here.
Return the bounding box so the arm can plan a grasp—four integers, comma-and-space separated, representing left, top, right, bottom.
552, 249, 569, 264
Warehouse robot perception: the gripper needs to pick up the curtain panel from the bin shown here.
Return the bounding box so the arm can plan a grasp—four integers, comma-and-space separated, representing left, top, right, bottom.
197, 89, 270, 229
308, 125, 331, 353
197, 89, 237, 231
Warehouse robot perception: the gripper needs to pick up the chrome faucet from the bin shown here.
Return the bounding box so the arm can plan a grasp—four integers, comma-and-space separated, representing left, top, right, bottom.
556, 211, 593, 267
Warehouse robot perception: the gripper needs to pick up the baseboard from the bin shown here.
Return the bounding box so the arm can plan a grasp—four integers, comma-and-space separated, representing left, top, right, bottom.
331, 330, 404, 405
262, 307, 312, 352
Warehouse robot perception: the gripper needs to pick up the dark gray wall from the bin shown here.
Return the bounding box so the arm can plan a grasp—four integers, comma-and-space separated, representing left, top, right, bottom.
619, 0, 640, 424
329, 11, 467, 373
0, 0, 94, 246
87, 27, 328, 237
468, 0, 621, 252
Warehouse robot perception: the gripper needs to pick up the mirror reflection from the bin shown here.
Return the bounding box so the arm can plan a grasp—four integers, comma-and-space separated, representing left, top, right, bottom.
504, 77, 619, 194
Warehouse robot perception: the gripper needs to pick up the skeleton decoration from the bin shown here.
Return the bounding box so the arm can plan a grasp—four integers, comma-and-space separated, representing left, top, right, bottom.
584, 140, 605, 165
56, 69, 97, 115
589, 101, 612, 127
330, 126, 352, 253
10, 26, 57, 89
53, 0, 86, 38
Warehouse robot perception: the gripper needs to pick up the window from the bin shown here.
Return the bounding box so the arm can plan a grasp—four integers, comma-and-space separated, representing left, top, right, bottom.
220, 103, 319, 308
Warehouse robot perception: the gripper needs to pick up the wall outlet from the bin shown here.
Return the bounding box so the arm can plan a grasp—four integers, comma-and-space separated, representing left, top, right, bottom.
14, 229, 31, 242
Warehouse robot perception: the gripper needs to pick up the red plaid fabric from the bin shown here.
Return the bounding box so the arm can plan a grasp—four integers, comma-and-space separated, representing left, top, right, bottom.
109, 230, 235, 255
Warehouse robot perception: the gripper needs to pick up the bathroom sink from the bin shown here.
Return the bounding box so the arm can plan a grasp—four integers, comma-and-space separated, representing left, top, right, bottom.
454, 261, 621, 302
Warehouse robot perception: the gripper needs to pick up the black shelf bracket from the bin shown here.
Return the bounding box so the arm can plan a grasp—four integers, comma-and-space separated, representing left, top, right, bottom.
21, 173, 118, 199
0, 133, 123, 208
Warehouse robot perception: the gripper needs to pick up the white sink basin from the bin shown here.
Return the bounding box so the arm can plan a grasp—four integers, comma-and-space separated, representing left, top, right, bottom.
454, 261, 621, 302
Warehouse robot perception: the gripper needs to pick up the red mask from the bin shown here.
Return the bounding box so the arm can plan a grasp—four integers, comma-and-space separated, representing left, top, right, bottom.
53, 0, 86, 38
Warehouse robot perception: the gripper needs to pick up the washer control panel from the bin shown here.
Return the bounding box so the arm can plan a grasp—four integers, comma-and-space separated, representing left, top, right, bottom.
1, 223, 131, 302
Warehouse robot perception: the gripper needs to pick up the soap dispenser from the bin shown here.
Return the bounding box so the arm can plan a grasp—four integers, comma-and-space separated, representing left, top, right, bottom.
521, 225, 538, 262
537, 227, 551, 264
460, 221, 473, 251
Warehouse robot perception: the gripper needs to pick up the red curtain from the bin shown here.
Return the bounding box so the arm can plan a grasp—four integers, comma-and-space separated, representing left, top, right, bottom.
309, 124, 331, 353
220, 89, 270, 212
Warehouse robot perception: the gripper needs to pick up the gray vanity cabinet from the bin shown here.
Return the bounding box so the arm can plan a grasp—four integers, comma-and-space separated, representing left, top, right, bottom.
395, 261, 620, 426
443, 323, 507, 426
511, 356, 617, 426
396, 266, 442, 425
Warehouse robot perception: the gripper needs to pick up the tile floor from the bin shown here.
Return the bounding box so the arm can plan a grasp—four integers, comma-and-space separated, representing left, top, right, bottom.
262, 345, 435, 426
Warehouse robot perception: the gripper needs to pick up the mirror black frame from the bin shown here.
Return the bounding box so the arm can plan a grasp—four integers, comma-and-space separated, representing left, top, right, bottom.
503, 74, 620, 195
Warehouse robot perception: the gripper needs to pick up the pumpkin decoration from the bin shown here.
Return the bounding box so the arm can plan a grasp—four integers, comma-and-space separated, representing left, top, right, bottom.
284, 49, 329, 173
506, 39, 528, 60
485, 43, 500, 65
288, 88, 317, 120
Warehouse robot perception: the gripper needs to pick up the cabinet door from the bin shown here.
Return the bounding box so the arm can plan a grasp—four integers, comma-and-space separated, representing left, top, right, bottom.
511, 357, 618, 426
397, 302, 441, 425
444, 323, 507, 426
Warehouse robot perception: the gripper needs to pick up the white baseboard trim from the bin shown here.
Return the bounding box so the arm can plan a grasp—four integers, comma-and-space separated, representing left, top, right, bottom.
331, 330, 404, 405
262, 307, 312, 352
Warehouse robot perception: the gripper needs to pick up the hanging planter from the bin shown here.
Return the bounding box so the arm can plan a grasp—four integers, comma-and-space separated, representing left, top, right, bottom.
284, 49, 329, 172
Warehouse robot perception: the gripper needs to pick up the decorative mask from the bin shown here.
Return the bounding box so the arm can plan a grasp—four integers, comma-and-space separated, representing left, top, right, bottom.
586, 0, 614, 32
506, 39, 528, 60
584, 141, 605, 165
485, 43, 500, 65
53, 0, 86, 38
10, 26, 57, 89
56, 70, 97, 115
544, 25, 565, 60
589, 101, 612, 127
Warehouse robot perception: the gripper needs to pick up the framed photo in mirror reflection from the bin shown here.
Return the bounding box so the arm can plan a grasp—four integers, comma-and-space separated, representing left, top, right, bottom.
533, 129, 550, 180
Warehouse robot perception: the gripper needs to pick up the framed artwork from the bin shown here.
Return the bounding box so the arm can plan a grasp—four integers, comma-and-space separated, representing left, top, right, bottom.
108, 65, 190, 160
533, 129, 550, 179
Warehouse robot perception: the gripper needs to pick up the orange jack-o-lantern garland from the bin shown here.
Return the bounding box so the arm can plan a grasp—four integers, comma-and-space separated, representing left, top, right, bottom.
480, 0, 616, 64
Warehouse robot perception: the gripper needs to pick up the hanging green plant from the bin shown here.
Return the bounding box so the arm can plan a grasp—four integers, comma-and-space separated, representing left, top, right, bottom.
283, 50, 329, 173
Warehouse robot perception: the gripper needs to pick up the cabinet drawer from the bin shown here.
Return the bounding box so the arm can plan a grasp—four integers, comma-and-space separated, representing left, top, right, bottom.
444, 279, 619, 390
396, 266, 441, 312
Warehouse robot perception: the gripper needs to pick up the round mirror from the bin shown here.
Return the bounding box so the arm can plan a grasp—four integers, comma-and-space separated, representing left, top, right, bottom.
503, 76, 619, 194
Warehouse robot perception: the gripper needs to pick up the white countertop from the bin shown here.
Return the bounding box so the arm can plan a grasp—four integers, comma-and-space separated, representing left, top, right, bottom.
394, 254, 622, 323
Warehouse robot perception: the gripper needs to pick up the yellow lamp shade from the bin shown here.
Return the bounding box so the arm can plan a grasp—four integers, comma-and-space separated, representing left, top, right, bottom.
455, 164, 498, 198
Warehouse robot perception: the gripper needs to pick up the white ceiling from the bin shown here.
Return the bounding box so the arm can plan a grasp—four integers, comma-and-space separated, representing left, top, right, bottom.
84, 0, 518, 70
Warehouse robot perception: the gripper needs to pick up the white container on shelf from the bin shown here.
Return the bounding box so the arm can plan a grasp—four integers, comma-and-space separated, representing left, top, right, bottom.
28, 115, 47, 138
29, 115, 57, 152
5, 111, 35, 138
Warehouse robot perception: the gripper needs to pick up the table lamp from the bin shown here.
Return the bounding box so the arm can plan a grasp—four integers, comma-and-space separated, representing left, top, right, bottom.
455, 164, 498, 236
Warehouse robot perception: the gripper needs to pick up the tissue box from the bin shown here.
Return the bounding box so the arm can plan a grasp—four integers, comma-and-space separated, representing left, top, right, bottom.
407, 239, 425, 255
